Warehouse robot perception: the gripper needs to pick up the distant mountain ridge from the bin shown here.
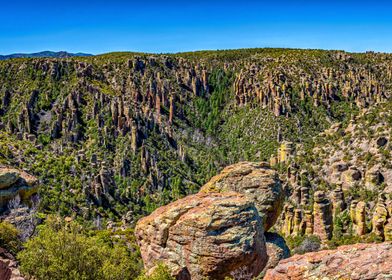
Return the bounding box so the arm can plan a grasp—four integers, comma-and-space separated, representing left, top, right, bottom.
0, 51, 93, 60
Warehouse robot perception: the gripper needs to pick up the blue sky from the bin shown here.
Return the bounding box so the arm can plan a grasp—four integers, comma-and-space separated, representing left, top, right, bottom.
1, 0, 391, 54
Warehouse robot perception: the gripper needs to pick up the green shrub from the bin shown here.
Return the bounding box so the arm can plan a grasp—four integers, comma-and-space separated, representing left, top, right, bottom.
18, 216, 142, 280
136, 263, 175, 280
291, 235, 321, 255
0, 221, 21, 254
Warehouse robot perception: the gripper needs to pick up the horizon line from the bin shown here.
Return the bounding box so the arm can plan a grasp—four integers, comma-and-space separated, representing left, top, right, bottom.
1, 47, 392, 57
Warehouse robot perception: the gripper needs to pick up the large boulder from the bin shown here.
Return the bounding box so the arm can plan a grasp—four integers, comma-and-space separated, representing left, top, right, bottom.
135, 192, 267, 280
264, 242, 392, 280
200, 162, 284, 231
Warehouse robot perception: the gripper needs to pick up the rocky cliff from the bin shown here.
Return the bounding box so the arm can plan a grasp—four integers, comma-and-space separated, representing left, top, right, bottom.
1, 50, 392, 279
1, 48, 391, 223
276, 99, 392, 245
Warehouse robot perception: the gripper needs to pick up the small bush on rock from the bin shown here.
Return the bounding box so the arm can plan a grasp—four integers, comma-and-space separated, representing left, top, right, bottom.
291, 235, 321, 255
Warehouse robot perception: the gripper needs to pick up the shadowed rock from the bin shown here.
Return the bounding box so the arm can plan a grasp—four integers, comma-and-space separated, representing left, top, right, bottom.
261, 232, 290, 276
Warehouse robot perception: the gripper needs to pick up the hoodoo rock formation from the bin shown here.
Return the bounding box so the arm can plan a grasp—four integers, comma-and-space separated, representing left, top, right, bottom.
135, 192, 267, 280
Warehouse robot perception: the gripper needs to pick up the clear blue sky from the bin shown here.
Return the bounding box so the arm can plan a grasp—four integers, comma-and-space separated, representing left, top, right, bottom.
1, 0, 391, 54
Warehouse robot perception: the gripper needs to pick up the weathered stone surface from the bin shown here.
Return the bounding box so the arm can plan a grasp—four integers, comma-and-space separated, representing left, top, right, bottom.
331, 185, 346, 216
277, 142, 294, 164
0, 170, 19, 190
200, 162, 283, 231
261, 232, 290, 276
341, 168, 362, 190
282, 205, 294, 236
135, 192, 267, 280
372, 199, 388, 239
264, 242, 392, 280
353, 201, 367, 236
0, 167, 38, 209
365, 166, 384, 189
303, 210, 313, 235
385, 220, 392, 241
0, 248, 24, 280
0, 260, 11, 280
292, 209, 303, 236
312, 191, 333, 240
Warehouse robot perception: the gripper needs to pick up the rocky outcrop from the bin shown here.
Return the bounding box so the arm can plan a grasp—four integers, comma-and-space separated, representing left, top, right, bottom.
282, 205, 294, 236
352, 201, 367, 236
331, 185, 345, 216
0, 248, 24, 280
0, 167, 38, 210
264, 242, 392, 280
372, 196, 389, 239
135, 192, 267, 280
233, 59, 388, 117
312, 191, 333, 240
0, 171, 19, 189
200, 162, 284, 231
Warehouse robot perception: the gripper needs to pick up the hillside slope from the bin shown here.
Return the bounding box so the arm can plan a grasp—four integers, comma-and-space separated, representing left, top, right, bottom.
0, 48, 391, 225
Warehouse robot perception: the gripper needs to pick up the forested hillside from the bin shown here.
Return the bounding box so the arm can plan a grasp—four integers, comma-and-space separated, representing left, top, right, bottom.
1, 48, 392, 279
1, 49, 390, 223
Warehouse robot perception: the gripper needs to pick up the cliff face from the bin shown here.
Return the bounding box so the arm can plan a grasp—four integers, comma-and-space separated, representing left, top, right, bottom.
234, 52, 390, 117
0, 48, 391, 223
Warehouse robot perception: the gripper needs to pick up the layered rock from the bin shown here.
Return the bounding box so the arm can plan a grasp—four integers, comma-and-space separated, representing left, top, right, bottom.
312, 191, 333, 240
0, 167, 38, 210
352, 201, 367, 236
0, 248, 24, 280
372, 198, 389, 239
331, 185, 345, 216
282, 205, 294, 236
264, 242, 392, 280
135, 192, 267, 280
233, 58, 388, 117
200, 162, 283, 231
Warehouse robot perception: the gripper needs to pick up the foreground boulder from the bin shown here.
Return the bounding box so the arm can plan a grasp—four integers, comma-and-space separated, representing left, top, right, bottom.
135, 192, 267, 280
264, 242, 392, 280
200, 162, 283, 231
